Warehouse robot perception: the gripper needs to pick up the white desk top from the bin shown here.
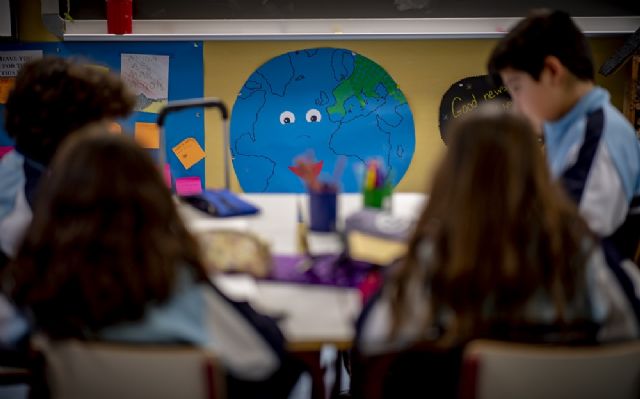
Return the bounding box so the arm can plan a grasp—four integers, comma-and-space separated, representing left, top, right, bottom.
214, 274, 361, 349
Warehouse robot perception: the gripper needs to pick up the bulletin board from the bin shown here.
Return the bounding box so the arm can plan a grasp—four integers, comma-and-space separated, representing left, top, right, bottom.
0, 41, 205, 189
203, 38, 627, 193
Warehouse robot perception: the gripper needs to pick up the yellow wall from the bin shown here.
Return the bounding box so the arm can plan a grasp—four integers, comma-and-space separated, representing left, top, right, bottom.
18, 0, 58, 42
203, 38, 627, 192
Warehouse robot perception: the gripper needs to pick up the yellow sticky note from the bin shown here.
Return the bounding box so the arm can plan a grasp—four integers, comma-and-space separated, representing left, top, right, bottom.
134, 122, 160, 149
172, 137, 205, 170
0, 78, 16, 105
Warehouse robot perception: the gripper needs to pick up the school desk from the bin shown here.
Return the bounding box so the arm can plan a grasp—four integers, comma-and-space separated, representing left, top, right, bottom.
179, 192, 426, 349
182, 193, 424, 399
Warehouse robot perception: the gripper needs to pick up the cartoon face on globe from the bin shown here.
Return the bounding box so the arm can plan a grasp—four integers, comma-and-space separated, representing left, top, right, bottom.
230, 48, 415, 192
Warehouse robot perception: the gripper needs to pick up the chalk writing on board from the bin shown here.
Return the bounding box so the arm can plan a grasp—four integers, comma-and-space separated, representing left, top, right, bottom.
0, 50, 43, 78
121, 53, 169, 113
439, 75, 512, 143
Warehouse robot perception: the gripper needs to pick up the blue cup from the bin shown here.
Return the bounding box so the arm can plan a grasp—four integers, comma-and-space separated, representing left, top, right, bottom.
309, 189, 337, 232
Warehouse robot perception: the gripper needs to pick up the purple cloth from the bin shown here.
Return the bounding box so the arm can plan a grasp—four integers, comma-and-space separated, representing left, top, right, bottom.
267, 254, 375, 288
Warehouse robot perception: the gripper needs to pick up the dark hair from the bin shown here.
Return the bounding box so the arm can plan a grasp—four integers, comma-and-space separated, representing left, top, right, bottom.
4, 56, 135, 164
388, 104, 593, 345
487, 9, 594, 86
5, 125, 207, 339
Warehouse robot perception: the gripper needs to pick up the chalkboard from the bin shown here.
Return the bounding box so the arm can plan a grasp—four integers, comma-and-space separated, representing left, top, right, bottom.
438, 75, 512, 143
0, 41, 205, 188
62, 0, 639, 20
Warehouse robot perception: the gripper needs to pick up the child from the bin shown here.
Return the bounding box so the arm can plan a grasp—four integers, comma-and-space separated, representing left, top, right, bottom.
355, 106, 640, 357
4, 127, 301, 397
0, 56, 135, 263
488, 9, 640, 259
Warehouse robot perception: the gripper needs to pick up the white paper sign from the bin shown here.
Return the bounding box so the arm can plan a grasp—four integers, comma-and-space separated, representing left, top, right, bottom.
121, 53, 169, 112
0, 50, 43, 77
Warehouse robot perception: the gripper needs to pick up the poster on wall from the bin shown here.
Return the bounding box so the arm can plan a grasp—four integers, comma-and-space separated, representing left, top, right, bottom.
438, 75, 512, 144
0, 42, 204, 188
230, 47, 415, 193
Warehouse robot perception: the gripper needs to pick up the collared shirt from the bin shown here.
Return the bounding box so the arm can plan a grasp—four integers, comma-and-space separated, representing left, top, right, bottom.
544, 87, 640, 236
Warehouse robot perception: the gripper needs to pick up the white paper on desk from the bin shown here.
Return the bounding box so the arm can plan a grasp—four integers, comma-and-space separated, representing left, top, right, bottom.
177, 201, 250, 233
120, 53, 169, 113
212, 274, 259, 302
254, 282, 361, 343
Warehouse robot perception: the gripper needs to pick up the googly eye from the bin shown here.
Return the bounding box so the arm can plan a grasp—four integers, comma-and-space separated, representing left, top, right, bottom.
305, 109, 322, 123
279, 111, 295, 124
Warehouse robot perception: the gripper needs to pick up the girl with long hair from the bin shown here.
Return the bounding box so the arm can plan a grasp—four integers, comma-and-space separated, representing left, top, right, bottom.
4, 126, 301, 397
356, 105, 640, 355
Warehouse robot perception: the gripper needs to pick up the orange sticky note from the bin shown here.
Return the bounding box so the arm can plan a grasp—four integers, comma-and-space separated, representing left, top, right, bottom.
108, 122, 122, 134
0, 78, 16, 105
134, 122, 160, 149
172, 137, 205, 170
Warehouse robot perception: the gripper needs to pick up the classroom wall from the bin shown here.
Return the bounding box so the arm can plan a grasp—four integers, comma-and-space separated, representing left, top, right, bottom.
203, 38, 627, 192
17, 2, 628, 193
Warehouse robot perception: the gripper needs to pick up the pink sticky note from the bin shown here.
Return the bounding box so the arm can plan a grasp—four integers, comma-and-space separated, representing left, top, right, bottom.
175, 176, 202, 196
163, 164, 172, 188
0, 146, 14, 159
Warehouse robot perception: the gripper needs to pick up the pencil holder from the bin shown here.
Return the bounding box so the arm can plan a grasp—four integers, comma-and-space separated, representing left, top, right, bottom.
309, 188, 338, 232
363, 184, 392, 210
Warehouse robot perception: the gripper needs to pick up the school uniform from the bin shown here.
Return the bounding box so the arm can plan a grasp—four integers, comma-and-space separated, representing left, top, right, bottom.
355, 240, 640, 356
0, 148, 44, 262
99, 266, 285, 381
544, 87, 640, 257
1, 265, 302, 397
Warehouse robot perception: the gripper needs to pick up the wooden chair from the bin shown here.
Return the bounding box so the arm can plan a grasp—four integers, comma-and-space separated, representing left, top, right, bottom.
459, 339, 640, 399
30, 336, 225, 399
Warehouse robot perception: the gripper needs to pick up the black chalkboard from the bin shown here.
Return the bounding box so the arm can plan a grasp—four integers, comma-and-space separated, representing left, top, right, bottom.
62, 0, 639, 20
438, 75, 512, 143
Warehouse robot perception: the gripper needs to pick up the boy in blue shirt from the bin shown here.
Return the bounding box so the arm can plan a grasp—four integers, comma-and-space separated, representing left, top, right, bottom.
488, 9, 640, 259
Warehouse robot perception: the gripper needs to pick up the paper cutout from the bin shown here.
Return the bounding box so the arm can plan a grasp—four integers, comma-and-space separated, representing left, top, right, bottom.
172, 137, 205, 170
0, 50, 43, 78
0, 77, 15, 104
121, 53, 169, 113
108, 122, 122, 134
134, 122, 160, 149
0, 146, 14, 159
175, 176, 202, 196
163, 163, 172, 188
230, 47, 415, 193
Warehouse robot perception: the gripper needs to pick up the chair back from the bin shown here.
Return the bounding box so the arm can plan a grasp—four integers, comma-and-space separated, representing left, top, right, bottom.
31, 336, 225, 399
460, 339, 640, 399
350, 343, 464, 399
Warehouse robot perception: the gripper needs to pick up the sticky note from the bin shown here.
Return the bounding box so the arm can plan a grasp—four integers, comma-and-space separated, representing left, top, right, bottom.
175, 176, 202, 196
108, 122, 122, 134
163, 163, 172, 188
0, 146, 14, 159
134, 122, 160, 149
0, 78, 16, 104
172, 137, 205, 170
